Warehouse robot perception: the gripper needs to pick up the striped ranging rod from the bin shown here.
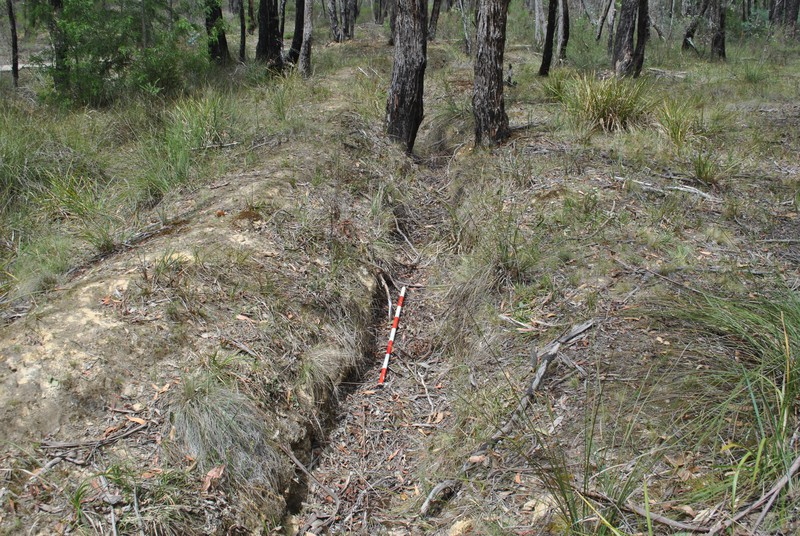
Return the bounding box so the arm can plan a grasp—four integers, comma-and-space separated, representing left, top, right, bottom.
378, 286, 407, 386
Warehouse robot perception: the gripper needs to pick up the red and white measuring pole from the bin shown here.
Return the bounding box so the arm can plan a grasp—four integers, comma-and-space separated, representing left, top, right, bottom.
378, 286, 406, 386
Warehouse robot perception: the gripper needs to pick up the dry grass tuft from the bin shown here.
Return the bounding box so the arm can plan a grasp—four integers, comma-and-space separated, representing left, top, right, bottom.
166, 374, 291, 523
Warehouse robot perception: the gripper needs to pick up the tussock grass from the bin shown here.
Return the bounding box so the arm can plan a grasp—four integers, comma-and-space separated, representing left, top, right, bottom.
166, 373, 291, 522
648, 291, 800, 526
561, 74, 651, 132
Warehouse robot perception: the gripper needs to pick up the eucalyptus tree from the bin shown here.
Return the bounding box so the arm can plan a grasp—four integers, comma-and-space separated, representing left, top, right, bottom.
6, 0, 18, 87
206, 0, 231, 64
473, 0, 511, 145
612, 0, 649, 77
257, 0, 283, 67
385, 0, 427, 152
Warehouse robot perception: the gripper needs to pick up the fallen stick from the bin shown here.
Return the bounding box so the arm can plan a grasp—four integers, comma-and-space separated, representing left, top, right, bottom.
39, 423, 148, 450
583, 489, 707, 532
708, 451, 800, 535
420, 320, 594, 517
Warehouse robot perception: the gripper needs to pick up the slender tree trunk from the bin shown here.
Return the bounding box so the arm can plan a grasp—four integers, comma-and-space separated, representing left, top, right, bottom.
683, 0, 710, 52
534, 0, 545, 47
385, 0, 427, 153
557, 0, 569, 59
280, 0, 288, 39
612, 0, 638, 75
388, 0, 397, 43
606, 0, 615, 54
207, 0, 232, 63
240, 0, 247, 61
257, 0, 283, 67
596, 0, 612, 41
7, 0, 18, 87
539, 0, 558, 75
327, 0, 343, 41
786, 0, 799, 34
49, 0, 69, 92
711, 0, 726, 59
457, 0, 472, 53
632, 0, 649, 75
473, 0, 510, 145
429, 0, 443, 39
346, 0, 358, 38
287, 0, 305, 63
248, 0, 256, 33
298, 0, 313, 76
374, 0, 384, 23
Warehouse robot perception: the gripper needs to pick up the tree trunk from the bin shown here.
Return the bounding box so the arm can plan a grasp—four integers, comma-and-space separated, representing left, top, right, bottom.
557, 0, 569, 59
711, 0, 726, 59
280, 0, 288, 39
374, 0, 384, 23
429, 0, 443, 40
534, 0, 545, 47
248, 0, 256, 34
298, 0, 313, 76
327, 0, 343, 41
347, 0, 359, 38
385, 0, 427, 153
457, 0, 472, 53
612, 0, 637, 75
388, 0, 397, 44
473, 0, 510, 146
539, 0, 558, 75
49, 0, 69, 92
632, 0, 649, 75
240, 0, 247, 61
7, 0, 18, 87
683, 0, 710, 52
257, 0, 283, 67
287, 0, 305, 63
786, 0, 799, 34
207, 0, 231, 64
596, 0, 612, 41
606, 0, 615, 54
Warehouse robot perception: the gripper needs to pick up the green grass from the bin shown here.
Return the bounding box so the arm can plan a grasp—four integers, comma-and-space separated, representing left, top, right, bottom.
561, 74, 651, 133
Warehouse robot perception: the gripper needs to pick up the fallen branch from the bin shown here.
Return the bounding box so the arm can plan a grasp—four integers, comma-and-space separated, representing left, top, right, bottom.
708, 451, 800, 535
613, 176, 720, 203
39, 423, 148, 450
191, 141, 239, 151
420, 320, 594, 517
583, 489, 707, 532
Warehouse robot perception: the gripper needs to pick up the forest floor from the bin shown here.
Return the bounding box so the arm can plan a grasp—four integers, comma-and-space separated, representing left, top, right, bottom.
2, 15, 800, 536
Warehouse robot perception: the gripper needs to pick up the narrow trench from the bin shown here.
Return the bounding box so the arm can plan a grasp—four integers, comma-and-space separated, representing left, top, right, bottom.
282, 274, 397, 523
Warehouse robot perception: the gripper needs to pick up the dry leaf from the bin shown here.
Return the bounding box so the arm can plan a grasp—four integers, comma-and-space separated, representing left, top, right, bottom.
672, 504, 696, 517
468, 455, 486, 464
387, 449, 400, 461
126, 416, 146, 425
201, 464, 226, 492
